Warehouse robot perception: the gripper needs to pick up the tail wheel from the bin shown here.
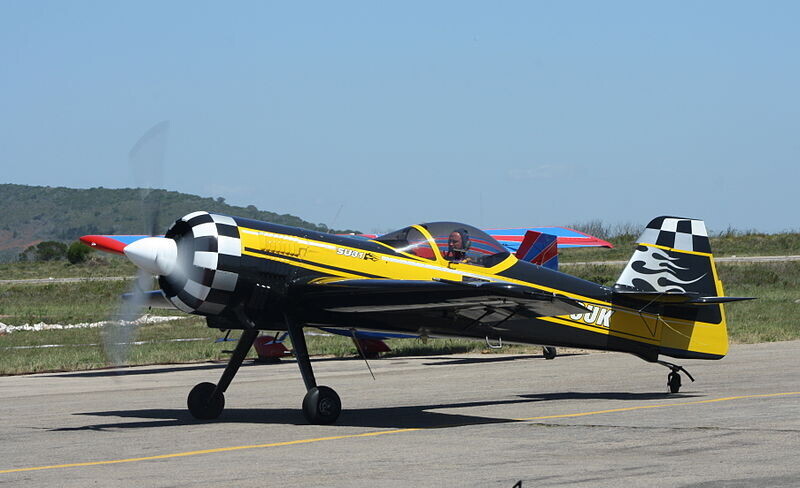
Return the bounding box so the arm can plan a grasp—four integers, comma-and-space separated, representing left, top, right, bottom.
188, 382, 225, 420
667, 372, 682, 393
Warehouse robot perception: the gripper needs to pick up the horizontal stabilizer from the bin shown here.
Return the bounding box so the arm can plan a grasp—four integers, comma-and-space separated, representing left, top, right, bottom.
685, 296, 756, 304
612, 289, 755, 306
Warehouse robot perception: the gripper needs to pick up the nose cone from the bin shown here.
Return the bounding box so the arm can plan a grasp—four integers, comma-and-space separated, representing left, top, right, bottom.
124, 237, 177, 276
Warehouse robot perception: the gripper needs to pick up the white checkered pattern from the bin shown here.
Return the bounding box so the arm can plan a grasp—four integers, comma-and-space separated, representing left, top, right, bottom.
159, 212, 242, 315
637, 216, 711, 253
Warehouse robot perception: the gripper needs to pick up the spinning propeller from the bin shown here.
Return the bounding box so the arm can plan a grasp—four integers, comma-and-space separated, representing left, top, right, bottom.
103, 121, 185, 367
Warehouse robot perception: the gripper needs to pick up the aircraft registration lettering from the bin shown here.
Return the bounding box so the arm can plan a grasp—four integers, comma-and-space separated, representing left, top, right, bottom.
570, 304, 613, 328
334, 247, 379, 261
337, 247, 366, 259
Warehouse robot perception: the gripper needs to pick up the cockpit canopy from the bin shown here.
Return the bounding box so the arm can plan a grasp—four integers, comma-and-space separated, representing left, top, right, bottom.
375, 222, 511, 267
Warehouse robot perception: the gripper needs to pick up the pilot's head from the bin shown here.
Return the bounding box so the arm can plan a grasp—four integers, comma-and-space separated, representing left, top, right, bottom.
447, 229, 470, 259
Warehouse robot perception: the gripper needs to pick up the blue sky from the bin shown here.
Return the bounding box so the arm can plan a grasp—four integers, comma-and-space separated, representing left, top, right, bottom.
1, 1, 797, 234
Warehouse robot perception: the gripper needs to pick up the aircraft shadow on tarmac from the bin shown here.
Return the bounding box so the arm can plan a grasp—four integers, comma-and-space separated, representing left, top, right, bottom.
421, 353, 583, 366
47, 359, 360, 379
50, 362, 243, 378
51, 391, 700, 432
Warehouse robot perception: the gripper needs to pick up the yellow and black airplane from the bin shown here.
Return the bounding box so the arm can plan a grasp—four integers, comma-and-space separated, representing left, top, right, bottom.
81, 213, 749, 424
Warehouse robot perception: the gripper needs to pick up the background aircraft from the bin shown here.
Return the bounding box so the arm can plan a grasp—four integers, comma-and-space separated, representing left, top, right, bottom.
82, 225, 612, 266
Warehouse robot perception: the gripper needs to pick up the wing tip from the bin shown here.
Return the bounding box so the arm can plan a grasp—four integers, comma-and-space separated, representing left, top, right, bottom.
79, 235, 128, 255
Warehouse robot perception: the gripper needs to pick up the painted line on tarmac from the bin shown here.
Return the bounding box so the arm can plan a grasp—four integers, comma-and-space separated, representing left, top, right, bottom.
0, 428, 420, 475
513, 391, 800, 421
1, 391, 797, 475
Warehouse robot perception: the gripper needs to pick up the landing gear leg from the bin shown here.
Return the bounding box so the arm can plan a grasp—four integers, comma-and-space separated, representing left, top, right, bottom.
286, 314, 341, 424
542, 346, 557, 360
657, 360, 695, 394
187, 329, 258, 420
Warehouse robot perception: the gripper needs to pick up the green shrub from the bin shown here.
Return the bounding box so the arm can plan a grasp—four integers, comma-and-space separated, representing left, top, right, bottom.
67, 241, 93, 264
18, 241, 68, 262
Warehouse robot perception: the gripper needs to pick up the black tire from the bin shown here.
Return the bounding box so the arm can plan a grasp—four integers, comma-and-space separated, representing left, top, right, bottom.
187, 382, 225, 420
302, 386, 341, 425
543, 346, 557, 360
667, 372, 681, 393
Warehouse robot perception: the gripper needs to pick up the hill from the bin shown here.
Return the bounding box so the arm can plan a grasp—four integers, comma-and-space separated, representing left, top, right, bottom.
0, 184, 357, 262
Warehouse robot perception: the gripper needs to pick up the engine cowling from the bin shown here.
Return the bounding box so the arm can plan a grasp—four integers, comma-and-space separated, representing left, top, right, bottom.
158, 211, 243, 316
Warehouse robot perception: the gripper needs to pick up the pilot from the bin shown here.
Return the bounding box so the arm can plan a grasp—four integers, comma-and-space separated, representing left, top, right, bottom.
445, 229, 471, 262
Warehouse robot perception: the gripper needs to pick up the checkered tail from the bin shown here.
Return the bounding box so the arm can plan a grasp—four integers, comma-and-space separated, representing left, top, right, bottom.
615, 216, 720, 296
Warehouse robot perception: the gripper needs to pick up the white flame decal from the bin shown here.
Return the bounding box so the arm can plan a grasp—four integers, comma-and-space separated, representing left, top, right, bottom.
617, 246, 707, 293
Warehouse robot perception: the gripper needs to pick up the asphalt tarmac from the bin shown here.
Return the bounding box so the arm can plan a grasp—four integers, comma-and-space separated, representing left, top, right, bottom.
1, 341, 798, 487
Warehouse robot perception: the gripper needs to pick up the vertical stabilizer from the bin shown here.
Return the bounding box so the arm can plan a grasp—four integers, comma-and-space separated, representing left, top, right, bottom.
515, 230, 558, 270
614, 216, 729, 360
616, 217, 718, 296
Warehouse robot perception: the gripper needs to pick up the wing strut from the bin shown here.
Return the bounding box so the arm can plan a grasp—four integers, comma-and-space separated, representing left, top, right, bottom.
350, 328, 376, 381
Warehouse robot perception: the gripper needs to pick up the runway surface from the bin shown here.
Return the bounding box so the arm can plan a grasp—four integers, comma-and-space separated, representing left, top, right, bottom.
1, 341, 798, 487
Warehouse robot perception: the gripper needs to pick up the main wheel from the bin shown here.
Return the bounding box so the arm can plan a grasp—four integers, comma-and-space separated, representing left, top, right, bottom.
667, 372, 682, 393
188, 382, 225, 420
543, 346, 557, 360
302, 386, 341, 424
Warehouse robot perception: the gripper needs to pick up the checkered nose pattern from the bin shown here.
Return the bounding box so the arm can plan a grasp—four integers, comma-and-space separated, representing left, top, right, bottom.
637, 216, 711, 254
159, 211, 242, 315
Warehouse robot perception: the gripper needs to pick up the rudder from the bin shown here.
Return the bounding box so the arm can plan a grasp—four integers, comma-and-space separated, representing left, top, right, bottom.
515, 230, 559, 270
614, 216, 729, 360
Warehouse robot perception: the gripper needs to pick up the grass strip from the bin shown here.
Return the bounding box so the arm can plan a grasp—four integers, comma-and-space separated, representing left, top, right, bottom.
1, 261, 797, 375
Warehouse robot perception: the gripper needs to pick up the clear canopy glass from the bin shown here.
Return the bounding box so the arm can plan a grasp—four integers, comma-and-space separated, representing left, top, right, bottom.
375, 222, 510, 267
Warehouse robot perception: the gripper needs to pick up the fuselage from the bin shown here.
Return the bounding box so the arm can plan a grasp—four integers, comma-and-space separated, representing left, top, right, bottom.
131, 212, 727, 364
213, 217, 668, 361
